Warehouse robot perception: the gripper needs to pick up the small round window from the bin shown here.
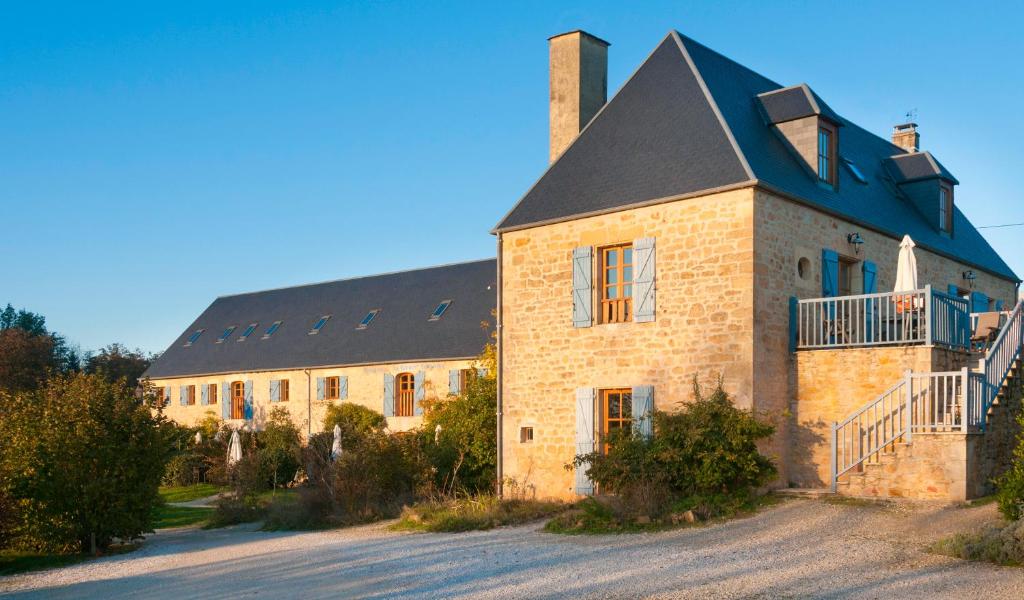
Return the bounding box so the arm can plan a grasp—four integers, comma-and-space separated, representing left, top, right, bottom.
797, 257, 811, 281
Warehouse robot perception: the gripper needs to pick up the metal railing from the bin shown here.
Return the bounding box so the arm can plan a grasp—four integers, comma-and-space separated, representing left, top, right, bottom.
794, 285, 969, 351
977, 302, 1024, 431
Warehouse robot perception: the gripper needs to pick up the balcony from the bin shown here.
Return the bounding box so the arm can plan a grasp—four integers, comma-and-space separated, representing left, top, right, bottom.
790, 285, 970, 352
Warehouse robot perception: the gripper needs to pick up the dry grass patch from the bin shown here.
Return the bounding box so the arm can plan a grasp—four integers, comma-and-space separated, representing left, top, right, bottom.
392, 496, 567, 533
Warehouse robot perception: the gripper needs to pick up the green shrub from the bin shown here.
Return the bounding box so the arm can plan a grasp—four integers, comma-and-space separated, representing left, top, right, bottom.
932, 519, 1024, 566
0, 373, 172, 553
393, 495, 565, 532
205, 495, 263, 529
322, 402, 387, 447
162, 452, 207, 487
995, 387, 1024, 521
258, 407, 302, 491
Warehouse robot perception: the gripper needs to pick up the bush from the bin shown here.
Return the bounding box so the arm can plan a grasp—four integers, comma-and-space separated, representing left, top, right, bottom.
321, 403, 387, 449
162, 452, 208, 487
0, 373, 172, 553
393, 495, 565, 532
932, 519, 1024, 566
995, 388, 1024, 521
571, 378, 776, 521
258, 407, 302, 492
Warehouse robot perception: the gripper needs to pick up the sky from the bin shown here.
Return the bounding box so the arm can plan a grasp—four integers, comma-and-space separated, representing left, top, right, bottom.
2, 1, 1022, 355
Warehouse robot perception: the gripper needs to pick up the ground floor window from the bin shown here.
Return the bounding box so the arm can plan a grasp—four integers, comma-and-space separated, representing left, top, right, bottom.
231, 381, 244, 419
185, 385, 196, 406
207, 383, 218, 405
458, 368, 476, 392
395, 372, 415, 417
325, 376, 340, 400
279, 379, 290, 402
601, 388, 632, 453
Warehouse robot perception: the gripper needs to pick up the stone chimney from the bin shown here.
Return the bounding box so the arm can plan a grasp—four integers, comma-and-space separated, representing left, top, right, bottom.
548, 30, 609, 163
892, 122, 920, 152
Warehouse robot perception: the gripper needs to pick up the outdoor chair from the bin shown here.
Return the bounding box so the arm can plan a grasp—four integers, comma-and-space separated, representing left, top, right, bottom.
971, 312, 1002, 351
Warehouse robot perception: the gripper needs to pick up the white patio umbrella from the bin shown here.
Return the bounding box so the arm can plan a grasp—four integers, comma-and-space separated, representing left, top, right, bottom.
331, 424, 343, 460
194, 431, 202, 445
226, 430, 242, 467
894, 235, 919, 294
434, 424, 442, 443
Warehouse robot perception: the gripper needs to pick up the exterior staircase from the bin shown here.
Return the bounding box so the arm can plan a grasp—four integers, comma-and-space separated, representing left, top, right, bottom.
829, 300, 1024, 498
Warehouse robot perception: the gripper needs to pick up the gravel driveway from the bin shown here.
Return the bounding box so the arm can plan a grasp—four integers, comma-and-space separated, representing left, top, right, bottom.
1, 498, 1022, 599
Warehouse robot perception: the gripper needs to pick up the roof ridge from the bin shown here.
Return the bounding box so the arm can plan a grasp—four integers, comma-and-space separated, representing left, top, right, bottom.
215, 257, 496, 300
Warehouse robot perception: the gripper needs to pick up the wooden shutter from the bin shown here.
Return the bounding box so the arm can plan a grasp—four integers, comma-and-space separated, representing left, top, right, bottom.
221, 383, 230, 419
449, 370, 460, 395
243, 380, 253, 420
179, 386, 187, 406
971, 291, 989, 313
339, 376, 348, 400
383, 374, 395, 417
270, 380, 280, 403
201, 384, 209, 406
862, 261, 878, 341
821, 249, 839, 297
316, 377, 325, 401
631, 385, 654, 439
633, 237, 656, 323
574, 388, 596, 495
572, 246, 593, 328
414, 371, 425, 416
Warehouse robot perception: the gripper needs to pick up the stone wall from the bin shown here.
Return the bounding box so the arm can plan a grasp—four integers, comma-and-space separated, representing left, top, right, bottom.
500, 188, 757, 500
967, 375, 1023, 497
149, 358, 475, 438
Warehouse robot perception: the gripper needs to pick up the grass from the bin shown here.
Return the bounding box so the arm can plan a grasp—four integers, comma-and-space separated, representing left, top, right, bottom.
158, 483, 225, 504
152, 504, 215, 529
931, 519, 1024, 567
391, 496, 568, 533
0, 544, 137, 577
544, 493, 781, 535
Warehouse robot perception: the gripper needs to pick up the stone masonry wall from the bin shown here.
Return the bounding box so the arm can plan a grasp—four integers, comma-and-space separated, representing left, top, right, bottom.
500, 188, 757, 500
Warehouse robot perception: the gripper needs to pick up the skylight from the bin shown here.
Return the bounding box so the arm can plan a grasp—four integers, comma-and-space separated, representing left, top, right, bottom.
309, 315, 331, 335
184, 329, 205, 347
216, 326, 237, 344
429, 300, 452, 321
238, 323, 258, 342
842, 158, 868, 184
357, 309, 380, 330
262, 321, 283, 339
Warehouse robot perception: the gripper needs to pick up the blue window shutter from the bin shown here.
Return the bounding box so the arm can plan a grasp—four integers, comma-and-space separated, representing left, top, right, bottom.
243, 380, 253, 420
821, 249, 839, 297
221, 383, 230, 419
383, 374, 395, 417
339, 376, 348, 400
414, 371, 425, 416
574, 388, 596, 496
948, 284, 961, 297
971, 291, 989, 313
572, 246, 593, 328
316, 377, 325, 401
633, 237, 656, 323
180, 387, 187, 406
164, 385, 171, 407
270, 380, 280, 403
201, 385, 209, 406
631, 385, 654, 439
449, 369, 460, 395
995, 300, 1004, 312
862, 261, 878, 341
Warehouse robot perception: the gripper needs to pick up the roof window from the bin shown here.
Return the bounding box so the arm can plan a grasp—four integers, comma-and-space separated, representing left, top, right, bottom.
184, 329, 205, 347
842, 158, 867, 184
429, 300, 452, 321
309, 315, 331, 335
216, 326, 237, 344
237, 323, 258, 342
357, 309, 380, 330
262, 321, 283, 339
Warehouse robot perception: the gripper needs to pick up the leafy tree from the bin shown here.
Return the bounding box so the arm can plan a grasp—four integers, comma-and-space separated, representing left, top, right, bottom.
259, 407, 303, 492
322, 402, 387, 449
84, 343, 153, 389
0, 373, 172, 554
0, 304, 80, 393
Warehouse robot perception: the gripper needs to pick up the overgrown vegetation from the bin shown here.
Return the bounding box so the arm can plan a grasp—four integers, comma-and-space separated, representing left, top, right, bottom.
392, 495, 565, 533
996, 386, 1024, 521
553, 378, 776, 533
931, 520, 1024, 566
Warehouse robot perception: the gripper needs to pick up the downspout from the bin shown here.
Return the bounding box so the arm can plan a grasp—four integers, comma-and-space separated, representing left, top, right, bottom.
495, 233, 504, 497
304, 368, 312, 438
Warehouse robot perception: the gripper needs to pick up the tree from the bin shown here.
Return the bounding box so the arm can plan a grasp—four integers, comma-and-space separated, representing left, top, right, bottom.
259, 407, 303, 492
0, 304, 80, 393
0, 373, 172, 554
84, 343, 153, 389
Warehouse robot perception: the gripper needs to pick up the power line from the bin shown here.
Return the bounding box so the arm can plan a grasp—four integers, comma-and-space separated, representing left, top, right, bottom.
977, 222, 1024, 230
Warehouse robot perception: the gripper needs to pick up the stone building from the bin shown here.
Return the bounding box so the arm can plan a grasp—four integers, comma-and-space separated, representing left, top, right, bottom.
493, 30, 1021, 500
143, 260, 495, 437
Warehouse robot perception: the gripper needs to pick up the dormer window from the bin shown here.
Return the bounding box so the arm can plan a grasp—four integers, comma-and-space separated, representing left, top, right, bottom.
939, 184, 953, 234
817, 125, 836, 186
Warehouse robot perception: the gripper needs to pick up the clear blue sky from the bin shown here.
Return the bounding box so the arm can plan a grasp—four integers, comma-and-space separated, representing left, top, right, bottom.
2, 1, 1022, 355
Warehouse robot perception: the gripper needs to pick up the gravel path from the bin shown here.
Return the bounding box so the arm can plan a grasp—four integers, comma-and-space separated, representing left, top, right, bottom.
1, 498, 1022, 599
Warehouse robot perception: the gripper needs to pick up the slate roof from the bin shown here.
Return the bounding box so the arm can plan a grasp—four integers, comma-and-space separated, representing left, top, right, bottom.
885, 151, 959, 184
494, 31, 1017, 282
757, 84, 842, 126
143, 259, 496, 379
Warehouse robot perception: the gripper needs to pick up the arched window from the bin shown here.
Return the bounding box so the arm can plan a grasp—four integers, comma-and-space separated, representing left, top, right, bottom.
395, 372, 415, 417
231, 381, 245, 420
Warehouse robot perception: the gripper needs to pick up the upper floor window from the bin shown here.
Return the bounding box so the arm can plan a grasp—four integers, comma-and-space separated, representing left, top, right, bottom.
600, 243, 633, 324
185, 385, 196, 406
279, 379, 290, 402
394, 372, 415, 417
325, 376, 340, 400
184, 329, 205, 347
939, 185, 953, 234
309, 315, 330, 335
238, 323, 258, 342
262, 320, 282, 339
817, 126, 835, 185
207, 383, 218, 405
230, 381, 245, 419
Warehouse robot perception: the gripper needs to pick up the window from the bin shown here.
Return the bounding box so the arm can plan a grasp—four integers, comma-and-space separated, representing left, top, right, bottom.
601, 389, 633, 453
817, 126, 835, 185
838, 257, 858, 297
939, 185, 953, 234
600, 243, 633, 324
238, 323, 258, 342
394, 372, 415, 417
185, 385, 196, 406
184, 329, 205, 347
357, 309, 380, 330
325, 376, 340, 400
231, 381, 245, 419
429, 300, 452, 321
262, 320, 282, 339
458, 368, 476, 392
842, 158, 867, 184
207, 383, 218, 405
153, 387, 167, 406
309, 315, 331, 335
216, 326, 237, 344
279, 379, 290, 402
520, 427, 534, 443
